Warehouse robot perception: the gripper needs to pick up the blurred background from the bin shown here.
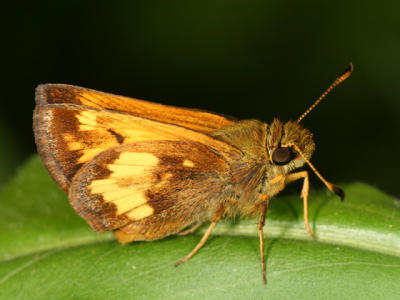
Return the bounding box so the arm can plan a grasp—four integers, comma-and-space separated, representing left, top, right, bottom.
1, 1, 399, 197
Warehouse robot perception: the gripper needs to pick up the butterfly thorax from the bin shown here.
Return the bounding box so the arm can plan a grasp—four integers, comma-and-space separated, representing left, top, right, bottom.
210, 118, 315, 217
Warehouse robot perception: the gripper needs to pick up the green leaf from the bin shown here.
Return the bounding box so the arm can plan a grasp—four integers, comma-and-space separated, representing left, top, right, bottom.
1, 155, 399, 299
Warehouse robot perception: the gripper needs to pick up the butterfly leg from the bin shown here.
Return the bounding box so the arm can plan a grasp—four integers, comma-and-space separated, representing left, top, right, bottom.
176, 221, 204, 236
257, 194, 270, 284
285, 171, 316, 240
175, 206, 225, 267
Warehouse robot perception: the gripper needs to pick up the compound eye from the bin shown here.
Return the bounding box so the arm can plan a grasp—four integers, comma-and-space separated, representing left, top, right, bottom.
272, 147, 293, 165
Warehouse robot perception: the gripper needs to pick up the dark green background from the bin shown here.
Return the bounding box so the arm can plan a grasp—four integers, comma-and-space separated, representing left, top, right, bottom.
1, 1, 399, 196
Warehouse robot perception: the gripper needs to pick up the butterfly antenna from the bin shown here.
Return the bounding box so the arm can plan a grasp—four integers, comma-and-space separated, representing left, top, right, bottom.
291, 143, 345, 201
297, 62, 353, 123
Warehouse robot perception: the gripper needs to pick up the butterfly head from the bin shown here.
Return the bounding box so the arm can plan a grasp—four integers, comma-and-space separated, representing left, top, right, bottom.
266, 118, 314, 173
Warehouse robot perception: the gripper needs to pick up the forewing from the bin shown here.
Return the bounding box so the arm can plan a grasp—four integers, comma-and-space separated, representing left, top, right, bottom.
34, 103, 241, 193
69, 141, 231, 234
36, 84, 235, 132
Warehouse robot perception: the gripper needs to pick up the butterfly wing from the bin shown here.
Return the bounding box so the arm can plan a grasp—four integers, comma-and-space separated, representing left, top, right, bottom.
34, 85, 239, 193
35, 84, 235, 132
69, 141, 232, 240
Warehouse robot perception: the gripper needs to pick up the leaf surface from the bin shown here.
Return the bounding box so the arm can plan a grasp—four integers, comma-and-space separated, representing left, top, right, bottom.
0, 156, 399, 299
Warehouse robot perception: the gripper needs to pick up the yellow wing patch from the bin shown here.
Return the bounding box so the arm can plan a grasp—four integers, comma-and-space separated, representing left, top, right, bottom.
126, 205, 154, 220
114, 152, 159, 167
183, 159, 195, 167
88, 152, 159, 217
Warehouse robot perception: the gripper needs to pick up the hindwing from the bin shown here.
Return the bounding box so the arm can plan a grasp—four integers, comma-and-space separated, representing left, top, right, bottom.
69, 141, 232, 233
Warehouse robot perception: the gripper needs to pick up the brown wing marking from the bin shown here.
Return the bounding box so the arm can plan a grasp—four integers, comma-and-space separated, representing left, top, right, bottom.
33, 104, 241, 193
69, 141, 232, 238
35, 84, 235, 133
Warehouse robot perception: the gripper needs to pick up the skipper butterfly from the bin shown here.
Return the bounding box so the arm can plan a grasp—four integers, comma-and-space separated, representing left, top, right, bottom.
33, 63, 352, 283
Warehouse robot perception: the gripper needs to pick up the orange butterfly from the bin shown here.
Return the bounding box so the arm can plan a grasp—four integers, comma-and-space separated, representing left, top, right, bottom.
33, 63, 352, 283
